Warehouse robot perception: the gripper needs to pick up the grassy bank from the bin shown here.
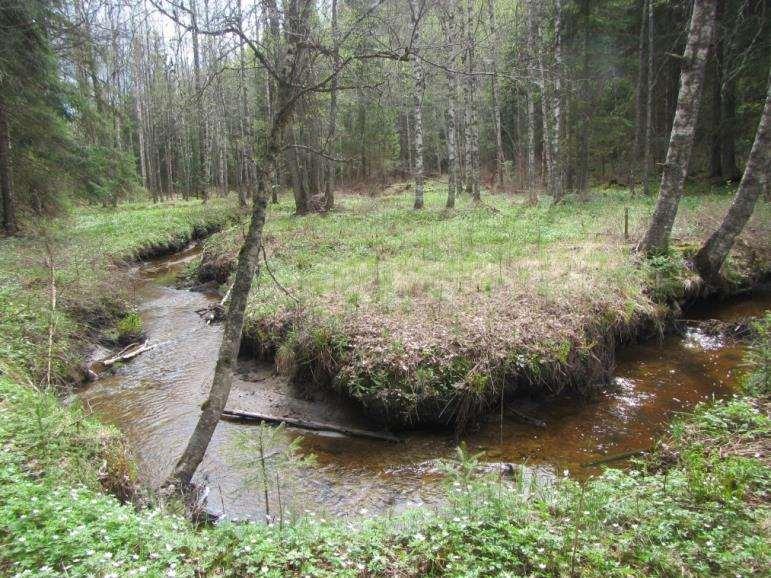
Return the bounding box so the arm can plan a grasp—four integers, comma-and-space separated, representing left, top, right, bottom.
2, 316, 768, 577
0, 199, 238, 384
0, 191, 768, 576
197, 184, 770, 427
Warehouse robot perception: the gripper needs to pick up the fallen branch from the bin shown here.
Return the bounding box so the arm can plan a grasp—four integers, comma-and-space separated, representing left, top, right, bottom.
88, 340, 158, 378
508, 407, 547, 428
196, 303, 226, 324
582, 450, 647, 468
221, 409, 402, 443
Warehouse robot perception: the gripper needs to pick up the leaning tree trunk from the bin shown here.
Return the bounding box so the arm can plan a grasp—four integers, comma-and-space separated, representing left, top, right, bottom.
171, 176, 270, 487
171, 0, 299, 487
638, 0, 717, 255
409, 0, 425, 209
694, 70, 770, 282
0, 98, 16, 236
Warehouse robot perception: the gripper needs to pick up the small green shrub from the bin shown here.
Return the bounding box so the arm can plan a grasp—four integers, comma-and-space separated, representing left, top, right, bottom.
116, 311, 143, 343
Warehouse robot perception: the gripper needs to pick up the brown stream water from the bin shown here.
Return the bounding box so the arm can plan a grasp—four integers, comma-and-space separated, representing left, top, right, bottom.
79, 247, 770, 521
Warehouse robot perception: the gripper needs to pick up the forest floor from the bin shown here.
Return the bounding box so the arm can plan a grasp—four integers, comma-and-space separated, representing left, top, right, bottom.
196, 182, 770, 428
0, 190, 768, 576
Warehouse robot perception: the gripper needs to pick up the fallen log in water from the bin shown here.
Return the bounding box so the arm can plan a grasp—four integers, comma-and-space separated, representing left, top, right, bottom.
582, 450, 647, 468
221, 409, 403, 443
508, 407, 547, 428
87, 340, 159, 378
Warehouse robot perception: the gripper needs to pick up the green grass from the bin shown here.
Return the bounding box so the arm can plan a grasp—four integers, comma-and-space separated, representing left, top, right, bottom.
200, 184, 769, 425
0, 189, 768, 576
0, 198, 238, 382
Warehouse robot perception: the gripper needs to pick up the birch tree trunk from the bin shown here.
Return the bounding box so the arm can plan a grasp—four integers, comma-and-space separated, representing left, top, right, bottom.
323, 0, 339, 211
409, 0, 425, 210
487, 0, 504, 190
639, 0, 716, 255
694, 70, 769, 282
550, 0, 564, 202
442, 3, 460, 208
463, 0, 480, 202
191, 0, 208, 203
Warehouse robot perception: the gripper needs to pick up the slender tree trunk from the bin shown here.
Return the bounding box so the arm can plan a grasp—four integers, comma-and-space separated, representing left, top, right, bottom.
323, 0, 339, 211
487, 0, 504, 190
0, 99, 17, 236
639, 0, 717, 255
551, 0, 564, 202
131, 36, 148, 191
191, 0, 208, 203
525, 0, 538, 205
642, 0, 654, 195
631, 0, 646, 194
463, 0, 480, 201
409, 0, 425, 209
709, 0, 723, 179
442, 4, 460, 208
577, 0, 590, 199
695, 70, 770, 282
526, 89, 537, 205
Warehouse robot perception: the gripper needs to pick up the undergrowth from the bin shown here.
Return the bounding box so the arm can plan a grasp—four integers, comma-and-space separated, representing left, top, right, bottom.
0, 189, 768, 576
1, 320, 768, 577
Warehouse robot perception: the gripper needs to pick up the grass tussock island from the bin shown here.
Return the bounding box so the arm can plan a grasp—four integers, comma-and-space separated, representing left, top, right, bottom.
196, 184, 770, 428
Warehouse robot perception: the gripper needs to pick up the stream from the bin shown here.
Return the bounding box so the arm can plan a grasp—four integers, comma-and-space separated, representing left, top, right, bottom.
79, 246, 770, 521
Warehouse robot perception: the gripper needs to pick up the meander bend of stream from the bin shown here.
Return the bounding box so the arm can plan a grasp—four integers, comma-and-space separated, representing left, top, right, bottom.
78, 245, 771, 521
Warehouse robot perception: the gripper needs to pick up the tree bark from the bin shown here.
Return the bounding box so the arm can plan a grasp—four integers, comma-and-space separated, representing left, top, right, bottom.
642, 0, 654, 196
550, 0, 564, 202
631, 0, 646, 194
639, 0, 717, 255
171, 182, 269, 486
441, 3, 460, 209
694, 70, 770, 282
577, 0, 590, 199
709, 0, 723, 179
0, 99, 17, 236
409, 0, 425, 209
323, 0, 339, 211
463, 0, 480, 202
525, 0, 538, 205
487, 0, 504, 190
191, 0, 208, 203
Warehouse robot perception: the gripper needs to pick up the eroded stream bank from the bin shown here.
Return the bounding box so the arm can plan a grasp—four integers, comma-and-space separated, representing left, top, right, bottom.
79, 247, 770, 520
